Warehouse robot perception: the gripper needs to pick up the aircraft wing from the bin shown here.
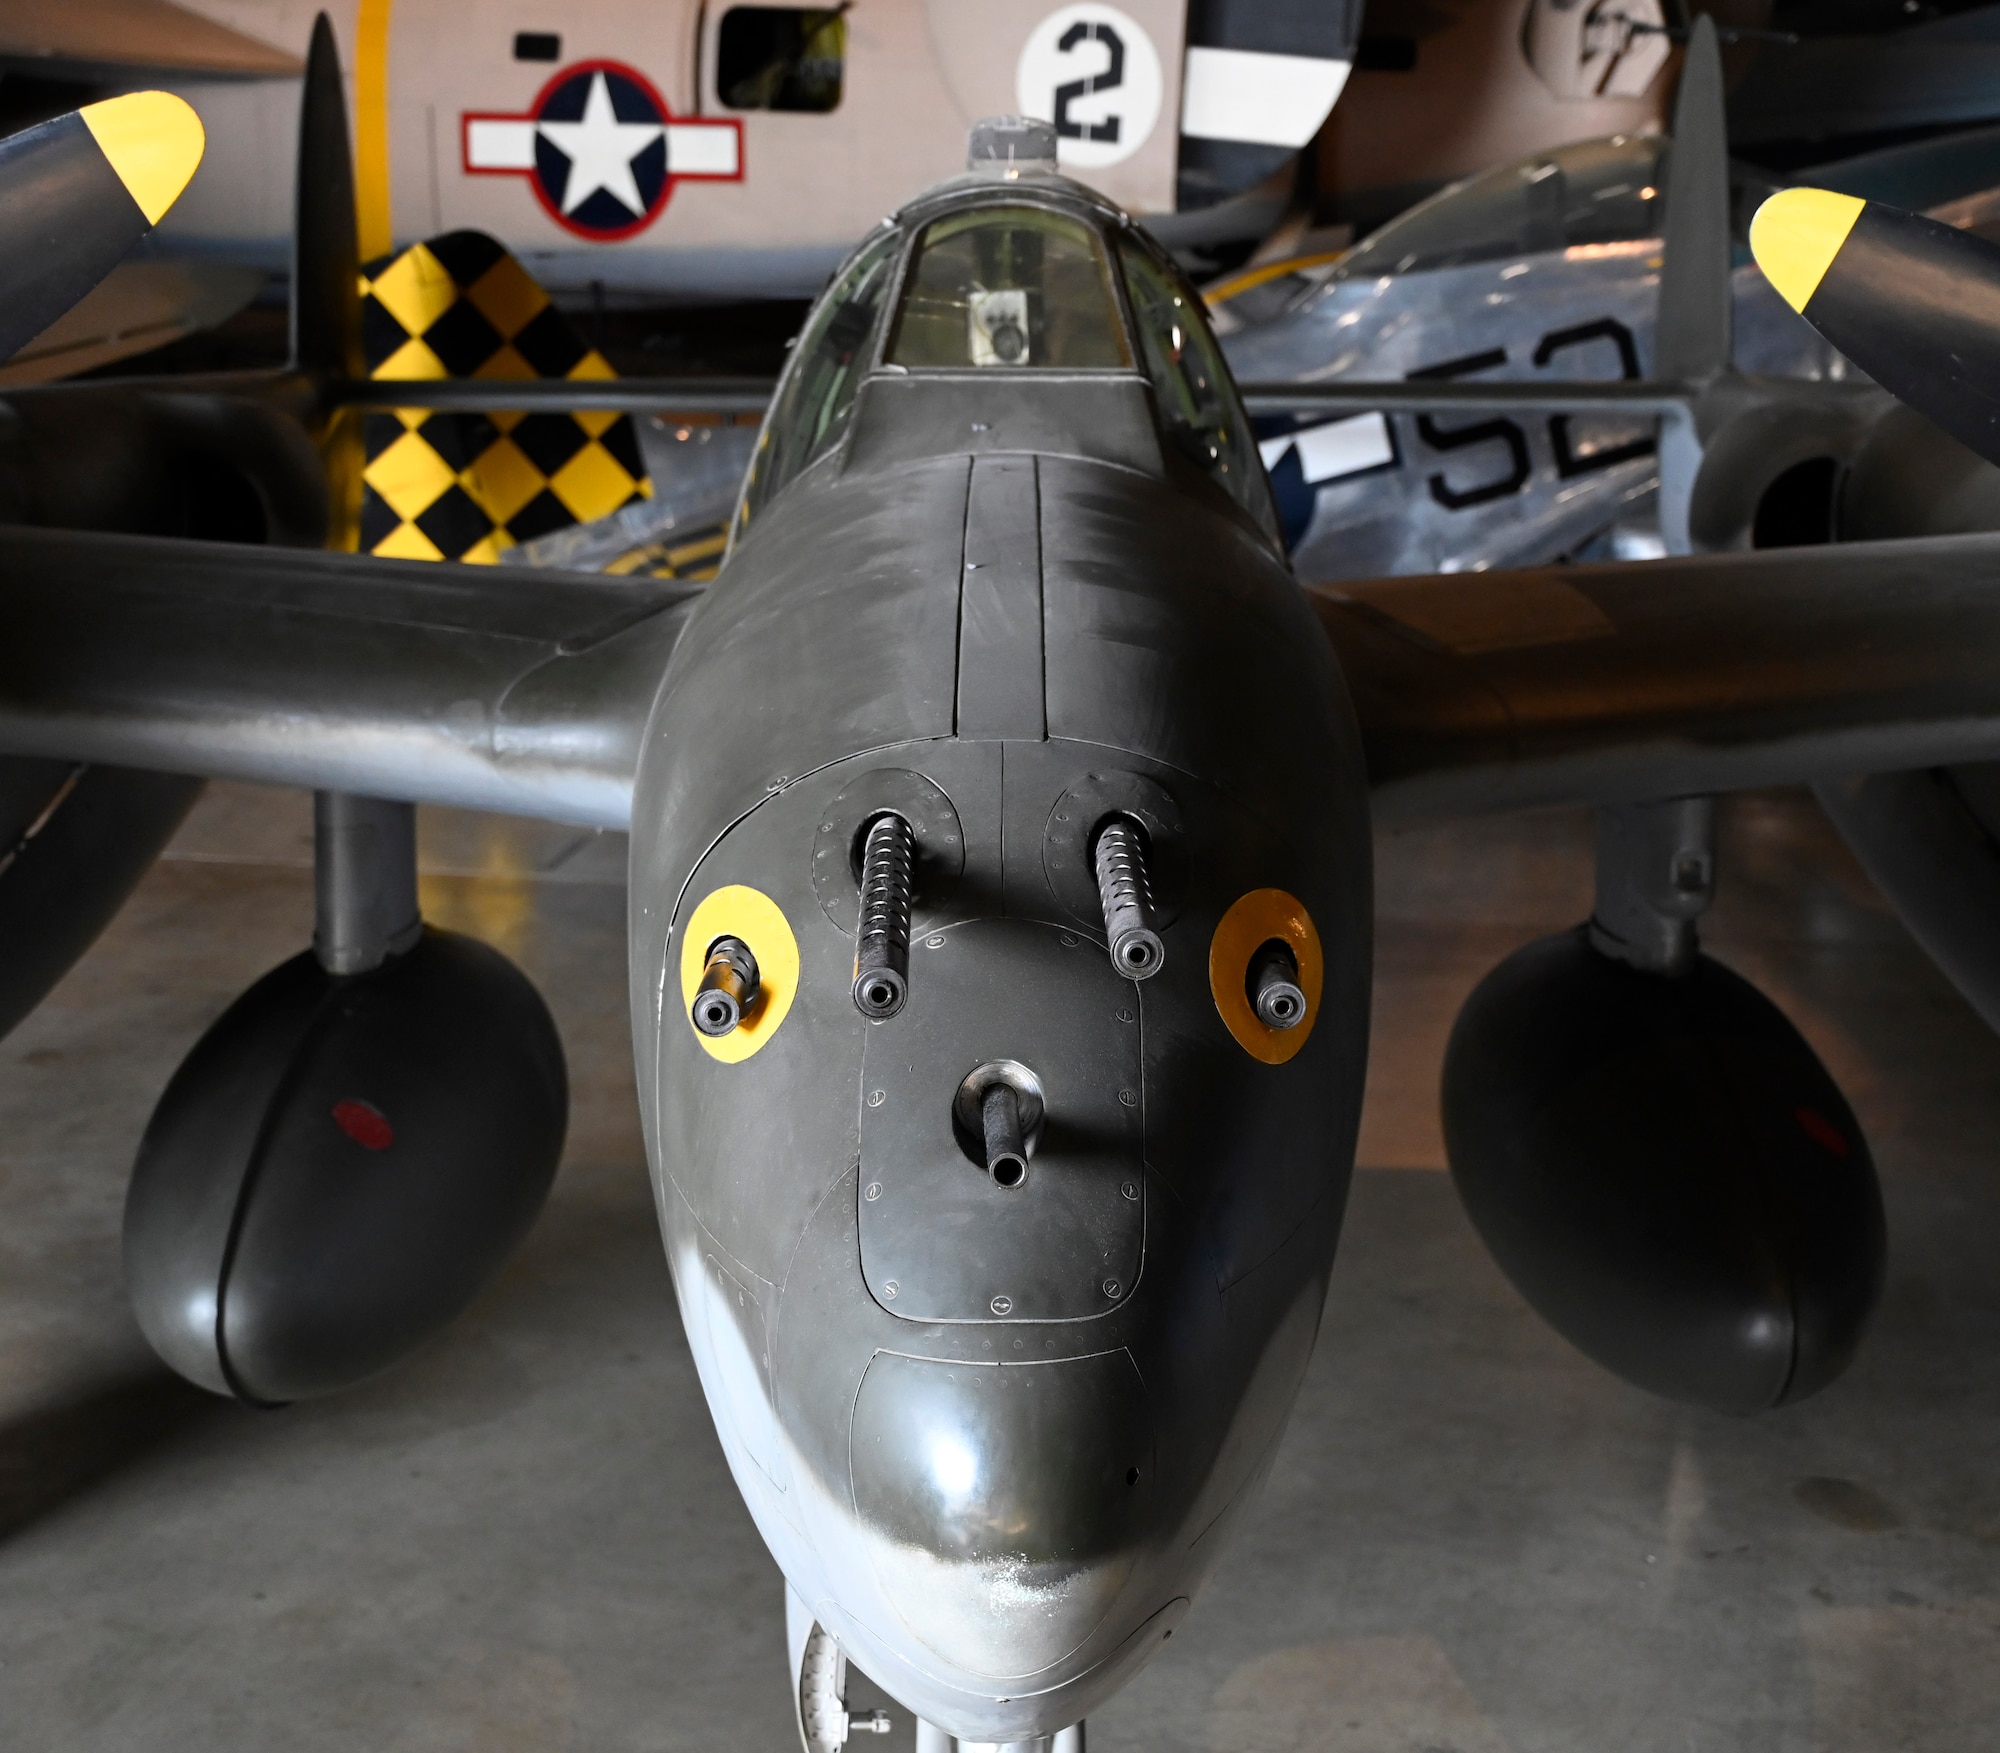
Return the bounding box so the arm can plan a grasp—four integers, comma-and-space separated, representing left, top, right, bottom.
1312, 533, 2000, 819
0, 526, 696, 830
3, 526, 2000, 842
2, 0, 300, 78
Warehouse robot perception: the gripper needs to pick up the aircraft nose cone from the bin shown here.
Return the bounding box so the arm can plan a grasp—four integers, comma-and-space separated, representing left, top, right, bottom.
850, 1348, 1154, 1679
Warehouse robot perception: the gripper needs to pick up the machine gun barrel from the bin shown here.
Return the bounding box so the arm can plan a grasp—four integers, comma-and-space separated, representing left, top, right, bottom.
981, 1083, 1029, 1187
1247, 939, 1306, 1029
692, 935, 760, 1036
1093, 817, 1165, 981
852, 813, 915, 1019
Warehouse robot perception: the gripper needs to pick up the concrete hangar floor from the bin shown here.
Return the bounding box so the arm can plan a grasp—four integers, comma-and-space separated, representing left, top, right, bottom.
0, 782, 1996, 1750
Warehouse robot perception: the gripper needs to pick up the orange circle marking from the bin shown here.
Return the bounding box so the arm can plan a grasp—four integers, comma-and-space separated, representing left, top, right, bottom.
1209, 888, 1323, 1065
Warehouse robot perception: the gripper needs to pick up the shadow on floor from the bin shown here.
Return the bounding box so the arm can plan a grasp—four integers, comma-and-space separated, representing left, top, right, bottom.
0, 1366, 221, 1543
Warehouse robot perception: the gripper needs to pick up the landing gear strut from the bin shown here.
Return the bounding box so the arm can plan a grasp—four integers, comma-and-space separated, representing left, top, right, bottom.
123, 788, 567, 1404
1440, 793, 1885, 1411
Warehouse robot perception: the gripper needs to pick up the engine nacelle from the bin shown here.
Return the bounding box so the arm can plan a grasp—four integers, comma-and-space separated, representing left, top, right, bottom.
1817, 766, 2000, 1037
1687, 383, 1884, 553
1839, 402, 2000, 542
0, 759, 201, 1042
0, 386, 327, 546
125, 928, 567, 1404
1787, 402, 2000, 1039
1441, 927, 1884, 1413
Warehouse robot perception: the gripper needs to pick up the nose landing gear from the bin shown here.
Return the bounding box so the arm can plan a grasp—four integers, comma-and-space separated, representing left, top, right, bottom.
789, 1590, 894, 1753
916, 1721, 1085, 1753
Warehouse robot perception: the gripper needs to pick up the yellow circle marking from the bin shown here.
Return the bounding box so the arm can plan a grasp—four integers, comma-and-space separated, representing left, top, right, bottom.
1209, 888, 1323, 1065
80, 92, 206, 226
679, 885, 799, 1063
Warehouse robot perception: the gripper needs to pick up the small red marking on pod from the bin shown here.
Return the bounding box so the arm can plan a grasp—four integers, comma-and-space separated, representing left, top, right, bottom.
332, 1098, 395, 1152
1795, 1106, 1849, 1157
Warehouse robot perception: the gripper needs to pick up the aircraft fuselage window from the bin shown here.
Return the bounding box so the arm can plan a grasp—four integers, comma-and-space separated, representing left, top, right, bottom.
1118, 237, 1276, 536
737, 226, 900, 527
887, 206, 1132, 370
513, 32, 560, 62
718, 7, 847, 113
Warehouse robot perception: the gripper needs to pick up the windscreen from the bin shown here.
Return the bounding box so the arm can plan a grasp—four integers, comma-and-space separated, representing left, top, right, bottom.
1119, 237, 1274, 535
738, 226, 900, 525
887, 205, 1131, 371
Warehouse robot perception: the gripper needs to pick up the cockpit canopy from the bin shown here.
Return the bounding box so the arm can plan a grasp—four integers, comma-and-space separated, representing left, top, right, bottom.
1213, 135, 1672, 333
1334, 134, 1667, 284
888, 206, 1131, 371
737, 189, 1274, 538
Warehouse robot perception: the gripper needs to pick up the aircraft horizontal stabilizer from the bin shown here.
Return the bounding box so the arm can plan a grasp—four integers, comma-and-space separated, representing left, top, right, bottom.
334, 375, 780, 416
338, 373, 1679, 422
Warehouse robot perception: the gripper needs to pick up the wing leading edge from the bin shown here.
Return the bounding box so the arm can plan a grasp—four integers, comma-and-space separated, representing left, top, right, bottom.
6, 528, 2000, 836
0, 527, 696, 830
1314, 534, 2000, 818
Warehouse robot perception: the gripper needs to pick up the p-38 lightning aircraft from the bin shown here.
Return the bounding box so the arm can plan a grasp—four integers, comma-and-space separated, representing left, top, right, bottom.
13, 15, 2000, 1748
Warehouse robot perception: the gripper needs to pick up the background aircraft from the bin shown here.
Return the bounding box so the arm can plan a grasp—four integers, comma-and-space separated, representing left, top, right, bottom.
1, 0, 1358, 333
1308, 0, 1684, 240
1216, 50, 2000, 582
1216, 129, 1843, 578
1308, 1, 2000, 241
14, 14, 2000, 1750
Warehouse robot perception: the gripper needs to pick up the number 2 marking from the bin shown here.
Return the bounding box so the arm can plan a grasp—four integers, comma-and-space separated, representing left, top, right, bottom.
1054, 22, 1125, 143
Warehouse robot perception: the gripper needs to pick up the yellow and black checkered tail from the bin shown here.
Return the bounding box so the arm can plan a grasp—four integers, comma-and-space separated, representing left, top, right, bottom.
348, 230, 652, 563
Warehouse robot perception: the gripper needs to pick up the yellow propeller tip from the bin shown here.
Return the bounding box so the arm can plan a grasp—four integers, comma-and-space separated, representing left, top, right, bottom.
80, 91, 206, 227
1749, 187, 1867, 315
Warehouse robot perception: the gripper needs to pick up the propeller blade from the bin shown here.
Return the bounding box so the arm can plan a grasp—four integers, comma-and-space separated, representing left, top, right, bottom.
1751, 187, 2000, 467
0, 92, 205, 363
292, 12, 363, 381
1651, 14, 1732, 556
1654, 13, 1733, 386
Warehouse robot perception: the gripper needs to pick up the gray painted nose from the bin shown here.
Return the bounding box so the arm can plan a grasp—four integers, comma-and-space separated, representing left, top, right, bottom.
850, 1349, 1154, 1678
